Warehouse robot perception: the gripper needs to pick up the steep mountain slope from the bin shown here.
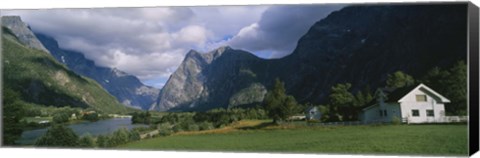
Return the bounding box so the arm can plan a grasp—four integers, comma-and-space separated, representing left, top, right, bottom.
272, 4, 467, 103
1, 16, 49, 53
34, 33, 160, 110
2, 27, 128, 114
152, 46, 267, 111
152, 4, 467, 111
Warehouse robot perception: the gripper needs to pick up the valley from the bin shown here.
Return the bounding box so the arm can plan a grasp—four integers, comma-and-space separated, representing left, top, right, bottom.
1, 3, 471, 156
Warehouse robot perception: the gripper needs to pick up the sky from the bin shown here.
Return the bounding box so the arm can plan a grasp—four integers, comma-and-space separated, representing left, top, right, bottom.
3, 5, 343, 88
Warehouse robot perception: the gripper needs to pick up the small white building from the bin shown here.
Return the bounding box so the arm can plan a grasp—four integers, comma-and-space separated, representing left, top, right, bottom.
360, 83, 450, 124
305, 106, 321, 120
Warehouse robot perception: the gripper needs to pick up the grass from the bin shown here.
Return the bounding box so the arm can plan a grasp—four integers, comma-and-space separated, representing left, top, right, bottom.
120, 120, 468, 156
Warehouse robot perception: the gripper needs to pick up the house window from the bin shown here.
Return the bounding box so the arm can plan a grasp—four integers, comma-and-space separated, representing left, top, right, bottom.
416, 95, 427, 102
384, 110, 387, 117
426, 110, 434, 117
379, 110, 383, 117
412, 109, 420, 117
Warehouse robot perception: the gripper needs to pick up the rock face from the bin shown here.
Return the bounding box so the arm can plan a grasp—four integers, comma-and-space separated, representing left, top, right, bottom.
152, 46, 267, 111
1, 16, 49, 53
153, 4, 467, 111
35, 33, 160, 110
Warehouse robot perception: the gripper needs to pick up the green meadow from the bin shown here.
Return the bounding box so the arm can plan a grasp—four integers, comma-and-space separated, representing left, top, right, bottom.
120, 120, 467, 156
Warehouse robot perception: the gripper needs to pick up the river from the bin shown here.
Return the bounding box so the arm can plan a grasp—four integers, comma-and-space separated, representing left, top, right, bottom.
16, 117, 148, 145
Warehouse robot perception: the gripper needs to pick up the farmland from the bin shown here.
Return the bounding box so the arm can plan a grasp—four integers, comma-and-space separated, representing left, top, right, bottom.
120, 120, 468, 156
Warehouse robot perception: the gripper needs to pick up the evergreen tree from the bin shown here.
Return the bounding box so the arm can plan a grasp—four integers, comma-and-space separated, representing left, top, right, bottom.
2, 88, 25, 145
263, 78, 300, 123
386, 71, 415, 89
422, 61, 467, 115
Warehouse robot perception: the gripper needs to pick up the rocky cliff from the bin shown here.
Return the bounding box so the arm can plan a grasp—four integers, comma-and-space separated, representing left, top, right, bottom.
152, 4, 467, 111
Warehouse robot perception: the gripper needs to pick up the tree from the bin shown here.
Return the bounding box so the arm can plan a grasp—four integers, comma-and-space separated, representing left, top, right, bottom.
83, 113, 99, 122
386, 71, 415, 89
96, 135, 108, 148
422, 61, 467, 115
35, 124, 79, 147
2, 88, 26, 145
128, 130, 141, 141
263, 79, 300, 124
78, 133, 96, 148
108, 128, 129, 146
52, 112, 70, 124
329, 83, 355, 121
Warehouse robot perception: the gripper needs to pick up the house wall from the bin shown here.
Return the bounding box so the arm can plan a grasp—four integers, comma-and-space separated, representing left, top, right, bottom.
399, 88, 446, 123
361, 103, 401, 123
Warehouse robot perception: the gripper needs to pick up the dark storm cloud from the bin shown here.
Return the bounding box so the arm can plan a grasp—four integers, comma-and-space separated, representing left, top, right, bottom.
228, 5, 344, 58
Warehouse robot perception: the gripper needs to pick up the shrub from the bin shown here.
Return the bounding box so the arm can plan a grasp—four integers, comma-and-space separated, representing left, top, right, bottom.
83, 113, 99, 122
199, 122, 214, 131
96, 135, 108, 148
392, 116, 401, 125
78, 133, 96, 147
128, 130, 141, 141
157, 123, 173, 136
52, 112, 70, 124
187, 124, 200, 131
35, 124, 79, 147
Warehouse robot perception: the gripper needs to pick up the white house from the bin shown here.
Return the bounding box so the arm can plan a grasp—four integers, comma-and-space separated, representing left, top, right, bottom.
360, 83, 451, 124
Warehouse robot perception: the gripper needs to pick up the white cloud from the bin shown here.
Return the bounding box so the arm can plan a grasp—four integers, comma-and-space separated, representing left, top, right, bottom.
2, 5, 342, 88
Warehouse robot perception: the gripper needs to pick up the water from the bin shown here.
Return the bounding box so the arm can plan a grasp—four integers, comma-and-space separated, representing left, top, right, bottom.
16, 117, 148, 145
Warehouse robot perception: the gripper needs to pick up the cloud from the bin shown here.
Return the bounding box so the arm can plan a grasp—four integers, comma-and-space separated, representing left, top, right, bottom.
228, 5, 344, 58
2, 5, 342, 88
2, 6, 266, 88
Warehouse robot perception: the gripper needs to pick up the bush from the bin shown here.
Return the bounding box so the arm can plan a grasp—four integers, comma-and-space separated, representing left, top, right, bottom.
52, 112, 70, 124
109, 128, 129, 146
128, 130, 141, 141
172, 124, 184, 133
187, 124, 200, 131
83, 113, 99, 122
392, 116, 401, 125
96, 135, 108, 148
35, 124, 79, 147
157, 123, 173, 136
78, 133, 96, 147
199, 122, 214, 131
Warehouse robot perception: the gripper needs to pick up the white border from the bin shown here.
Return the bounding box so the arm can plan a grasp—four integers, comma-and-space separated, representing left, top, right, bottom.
1, 0, 479, 158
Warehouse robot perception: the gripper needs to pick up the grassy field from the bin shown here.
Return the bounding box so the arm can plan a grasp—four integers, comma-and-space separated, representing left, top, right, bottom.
120, 120, 468, 156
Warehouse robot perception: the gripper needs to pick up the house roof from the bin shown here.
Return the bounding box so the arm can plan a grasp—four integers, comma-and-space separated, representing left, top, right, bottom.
397, 83, 450, 103
361, 83, 450, 111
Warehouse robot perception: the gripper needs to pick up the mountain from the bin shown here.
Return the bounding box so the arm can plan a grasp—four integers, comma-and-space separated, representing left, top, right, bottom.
1, 16, 49, 53
151, 4, 467, 111
1, 16, 129, 114
151, 46, 268, 111
34, 33, 160, 110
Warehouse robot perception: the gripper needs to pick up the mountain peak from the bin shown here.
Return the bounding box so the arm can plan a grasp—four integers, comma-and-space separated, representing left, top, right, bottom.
1, 16, 50, 53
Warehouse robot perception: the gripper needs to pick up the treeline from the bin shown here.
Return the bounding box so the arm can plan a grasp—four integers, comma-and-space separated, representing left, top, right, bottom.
315, 61, 466, 121
34, 124, 141, 148
130, 108, 269, 137
261, 60, 467, 123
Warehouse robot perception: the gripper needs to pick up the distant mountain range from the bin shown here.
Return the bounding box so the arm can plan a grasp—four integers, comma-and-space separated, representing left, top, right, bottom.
34, 34, 159, 110
150, 4, 467, 111
2, 16, 129, 114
